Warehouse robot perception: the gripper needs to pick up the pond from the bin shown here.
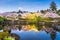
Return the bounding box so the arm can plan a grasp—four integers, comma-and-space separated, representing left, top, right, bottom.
10, 24, 60, 40
11, 30, 60, 40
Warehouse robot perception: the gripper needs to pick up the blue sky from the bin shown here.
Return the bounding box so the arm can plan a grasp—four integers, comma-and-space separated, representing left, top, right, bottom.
0, 0, 60, 12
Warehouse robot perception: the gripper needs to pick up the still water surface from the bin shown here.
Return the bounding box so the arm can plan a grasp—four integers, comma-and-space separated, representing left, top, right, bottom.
11, 30, 60, 40
0, 24, 60, 40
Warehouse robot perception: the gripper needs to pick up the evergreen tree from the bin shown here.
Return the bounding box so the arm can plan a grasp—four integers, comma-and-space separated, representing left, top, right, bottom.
17, 10, 23, 13
50, 1, 57, 11
40, 10, 45, 13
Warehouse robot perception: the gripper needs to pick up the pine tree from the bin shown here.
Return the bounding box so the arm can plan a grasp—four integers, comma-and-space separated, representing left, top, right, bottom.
50, 1, 57, 11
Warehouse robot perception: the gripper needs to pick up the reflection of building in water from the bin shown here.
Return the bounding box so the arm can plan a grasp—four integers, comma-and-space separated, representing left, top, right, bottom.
22, 25, 38, 31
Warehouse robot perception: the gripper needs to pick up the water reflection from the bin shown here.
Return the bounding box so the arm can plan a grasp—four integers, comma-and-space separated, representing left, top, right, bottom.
50, 31, 56, 40
11, 24, 60, 40
11, 30, 51, 40
21, 25, 38, 31
1, 24, 60, 40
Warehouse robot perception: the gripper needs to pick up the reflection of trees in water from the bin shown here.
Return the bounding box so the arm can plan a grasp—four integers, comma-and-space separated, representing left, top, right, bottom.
45, 22, 53, 28
45, 28, 56, 40
50, 31, 56, 40
11, 33, 20, 40
35, 23, 43, 31
21, 24, 38, 31
35, 22, 55, 31
45, 23, 56, 40
41, 22, 57, 40
45, 29, 56, 40
18, 25, 22, 31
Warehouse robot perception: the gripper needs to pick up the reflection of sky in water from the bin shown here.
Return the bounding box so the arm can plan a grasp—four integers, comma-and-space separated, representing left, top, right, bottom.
0, 30, 60, 40
11, 30, 51, 40
55, 32, 60, 40
0, 30, 3, 32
